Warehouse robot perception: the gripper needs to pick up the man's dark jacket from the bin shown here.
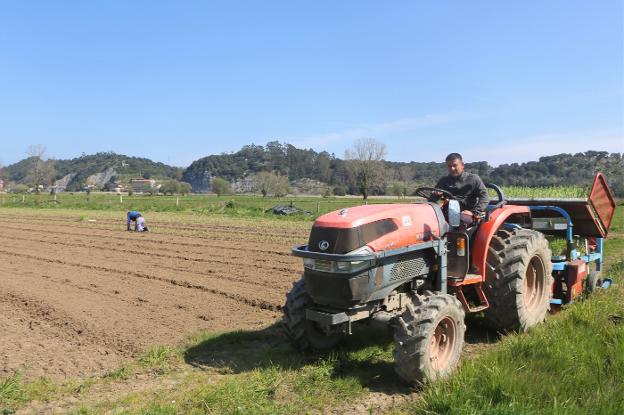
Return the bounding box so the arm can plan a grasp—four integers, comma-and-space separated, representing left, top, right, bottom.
430, 171, 490, 214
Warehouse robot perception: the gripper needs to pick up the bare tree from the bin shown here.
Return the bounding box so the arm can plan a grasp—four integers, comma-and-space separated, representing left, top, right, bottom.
256, 172, 273, 197
26, 145, 55, 192
211, 177, 232, 196
396, 164, 415, 197
251, 171, 291, 197
344, 138, 386, 199
398, 164, 414, 183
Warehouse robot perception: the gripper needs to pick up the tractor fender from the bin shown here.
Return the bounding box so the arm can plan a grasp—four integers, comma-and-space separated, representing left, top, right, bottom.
472, 205, 531, 276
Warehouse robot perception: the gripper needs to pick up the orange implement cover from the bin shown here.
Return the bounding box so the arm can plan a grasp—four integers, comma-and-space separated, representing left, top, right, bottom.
588, 173, 617, 237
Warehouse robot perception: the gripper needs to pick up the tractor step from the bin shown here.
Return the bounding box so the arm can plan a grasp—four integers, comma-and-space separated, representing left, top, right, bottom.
448, 273, 482, 286
454, 282, 490, 313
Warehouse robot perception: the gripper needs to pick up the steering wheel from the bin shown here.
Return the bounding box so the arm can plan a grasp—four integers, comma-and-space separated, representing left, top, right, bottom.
414, 186, 455, 200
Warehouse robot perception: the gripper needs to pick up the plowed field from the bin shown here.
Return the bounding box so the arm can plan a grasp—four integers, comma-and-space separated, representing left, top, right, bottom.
0, 209, 309, 380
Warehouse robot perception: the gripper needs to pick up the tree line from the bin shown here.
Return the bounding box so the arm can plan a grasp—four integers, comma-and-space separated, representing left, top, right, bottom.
183, 142, 624, 197
1, 144, 622, 197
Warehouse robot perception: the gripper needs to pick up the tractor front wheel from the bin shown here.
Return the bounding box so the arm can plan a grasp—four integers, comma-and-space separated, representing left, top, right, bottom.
393, 293, 466, 385
282, 278, 343, 351
483, 228, 552, 332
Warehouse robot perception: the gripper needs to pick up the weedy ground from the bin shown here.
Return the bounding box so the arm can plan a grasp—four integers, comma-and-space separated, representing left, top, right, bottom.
0, 197, 621, 414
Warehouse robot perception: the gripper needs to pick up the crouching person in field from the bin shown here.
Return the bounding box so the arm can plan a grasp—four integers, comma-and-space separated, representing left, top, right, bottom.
127, 210, 149, 232
136, 215, 149, 232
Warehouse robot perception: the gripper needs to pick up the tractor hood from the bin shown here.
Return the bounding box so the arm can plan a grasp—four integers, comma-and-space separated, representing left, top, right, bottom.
307, 203, 447, 254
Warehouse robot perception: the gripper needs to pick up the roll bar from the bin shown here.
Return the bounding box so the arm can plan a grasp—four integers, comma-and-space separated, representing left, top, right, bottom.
485, 183, 506, 221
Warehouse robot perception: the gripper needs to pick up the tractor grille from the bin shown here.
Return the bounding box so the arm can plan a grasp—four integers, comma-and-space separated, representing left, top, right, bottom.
313, 260, 332, 273
304, 270, 369, 307
389, 253, 431, 281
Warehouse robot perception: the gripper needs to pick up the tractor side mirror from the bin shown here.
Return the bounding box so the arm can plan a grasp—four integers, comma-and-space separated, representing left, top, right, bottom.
448, 200, 461, 228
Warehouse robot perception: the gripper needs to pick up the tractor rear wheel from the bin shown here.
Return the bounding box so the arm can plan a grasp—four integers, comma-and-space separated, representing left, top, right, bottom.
282, 278, 343, 351
483, 228, 552, 332
393, 293, 466, 385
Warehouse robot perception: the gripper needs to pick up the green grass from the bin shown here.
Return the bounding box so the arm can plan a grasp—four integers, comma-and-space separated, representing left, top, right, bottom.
1, 326, 399, 414
501, 185, 589, 199
135, 326, 396, 415
0, 345, 181, 412
0, 185, 600, 220
605, 204, 624, 265
0, 192, 397, 219
101, 346, 180, 382
389, 259, 624, 415
0, 372, 93, 413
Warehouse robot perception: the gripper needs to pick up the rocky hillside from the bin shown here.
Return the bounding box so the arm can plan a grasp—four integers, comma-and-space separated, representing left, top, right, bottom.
1, 146, 622, 196
182, 144, 624, 196
1, 152, 182, 191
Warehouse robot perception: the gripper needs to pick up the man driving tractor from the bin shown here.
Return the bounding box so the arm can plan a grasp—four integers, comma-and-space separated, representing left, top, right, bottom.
429, 152, 489, 225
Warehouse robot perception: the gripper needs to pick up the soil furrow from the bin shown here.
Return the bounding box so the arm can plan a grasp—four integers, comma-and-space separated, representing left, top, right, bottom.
0, 213, 307, 238
2, 231, 299, 272
0, 210, 291, 381
0, 290, 139, 355
0, 248, 283, 312
0, 233, 295, 296
0, 221, 295, 257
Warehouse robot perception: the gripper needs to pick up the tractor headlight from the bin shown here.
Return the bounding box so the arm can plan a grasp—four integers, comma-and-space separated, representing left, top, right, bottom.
303, 247, 373, 273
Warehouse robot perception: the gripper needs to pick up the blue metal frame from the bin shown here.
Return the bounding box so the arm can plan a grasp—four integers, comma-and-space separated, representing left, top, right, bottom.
528, 205, 604, 267
529, 206, 576, 259
579, 237, 603, 271
528, 206, 607, 305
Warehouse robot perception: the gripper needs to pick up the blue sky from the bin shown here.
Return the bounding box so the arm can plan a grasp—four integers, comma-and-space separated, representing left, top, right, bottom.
0, 1, 622, 167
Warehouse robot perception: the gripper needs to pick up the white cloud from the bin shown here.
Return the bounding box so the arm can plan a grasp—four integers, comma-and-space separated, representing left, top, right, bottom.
461, 128, 624, 166
287, 111, 473, 149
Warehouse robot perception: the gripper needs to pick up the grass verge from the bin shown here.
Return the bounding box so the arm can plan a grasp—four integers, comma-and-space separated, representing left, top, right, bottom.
105, 327, 397, 414
0, 327, 401, 414
389, 259, 624, 415
0, 372, 93, 414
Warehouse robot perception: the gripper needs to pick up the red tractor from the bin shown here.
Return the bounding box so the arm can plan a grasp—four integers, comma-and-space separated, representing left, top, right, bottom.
283, 173, 616, 384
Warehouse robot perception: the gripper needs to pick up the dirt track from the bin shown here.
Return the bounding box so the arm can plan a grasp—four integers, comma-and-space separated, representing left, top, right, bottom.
0, 210, 308, 380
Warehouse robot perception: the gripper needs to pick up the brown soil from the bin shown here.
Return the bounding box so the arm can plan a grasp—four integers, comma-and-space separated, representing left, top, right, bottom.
0, 209, 510, 414
0, 211, 305, 381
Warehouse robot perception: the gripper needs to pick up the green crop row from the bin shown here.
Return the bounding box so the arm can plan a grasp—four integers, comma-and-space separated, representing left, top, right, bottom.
500, 185, 589, 198
0, 184, 601, 221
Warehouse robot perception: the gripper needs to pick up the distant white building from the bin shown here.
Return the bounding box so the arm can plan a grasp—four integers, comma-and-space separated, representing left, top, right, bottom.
130, 178, 156, 193
0, 179, 4, 192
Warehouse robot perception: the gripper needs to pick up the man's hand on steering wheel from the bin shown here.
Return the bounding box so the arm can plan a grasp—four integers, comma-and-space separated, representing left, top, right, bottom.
471, 211, 486, 224
414, 186, 455, 201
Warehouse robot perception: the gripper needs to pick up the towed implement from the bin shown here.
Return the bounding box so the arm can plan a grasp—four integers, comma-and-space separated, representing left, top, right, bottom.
283, 173, 617, 384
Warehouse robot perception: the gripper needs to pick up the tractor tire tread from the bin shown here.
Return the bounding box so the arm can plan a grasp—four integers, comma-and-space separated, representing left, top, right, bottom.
282, 278, 343, 351
483, 228, 552, 332
393, 294, 466, 385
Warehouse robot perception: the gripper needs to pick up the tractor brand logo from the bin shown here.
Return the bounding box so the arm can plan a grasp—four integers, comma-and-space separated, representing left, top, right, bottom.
318, 240, 330, 251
